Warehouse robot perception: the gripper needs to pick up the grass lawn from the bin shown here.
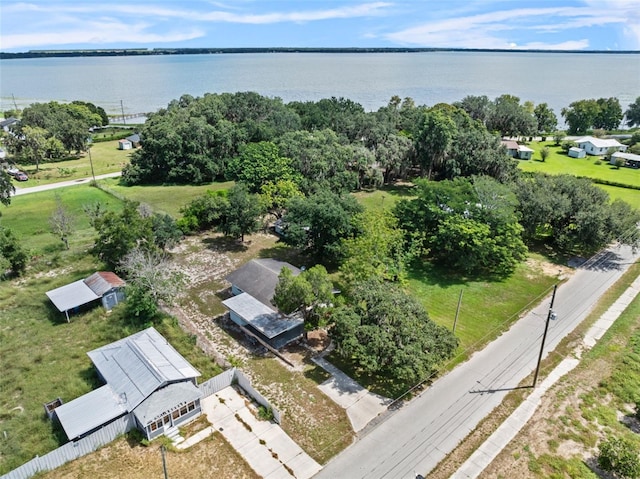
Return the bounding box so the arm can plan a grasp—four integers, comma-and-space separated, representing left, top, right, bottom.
98, 178, 235, 217
13, 140, 132, 186
0, 185, 122, 254
0, 263, 221, 475
245, 356, 354, 464
518, 141, 640, 189
352, 183, 416, 213
407, 255, 558, 359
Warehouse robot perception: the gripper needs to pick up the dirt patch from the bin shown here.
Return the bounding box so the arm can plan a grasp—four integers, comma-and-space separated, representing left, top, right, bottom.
525, 257, 573, 281
44, 432, 259, 479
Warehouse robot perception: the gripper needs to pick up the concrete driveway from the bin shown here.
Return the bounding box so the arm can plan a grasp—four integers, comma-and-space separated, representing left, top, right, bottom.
201, 387, 321, 479
313, 356, 391, 433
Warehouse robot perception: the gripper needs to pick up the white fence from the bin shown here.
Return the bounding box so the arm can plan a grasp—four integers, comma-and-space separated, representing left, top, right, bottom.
1, 415, 134, 479
198, 368, 236, 397
3, 368, 283, 479
235, 370, 283, 424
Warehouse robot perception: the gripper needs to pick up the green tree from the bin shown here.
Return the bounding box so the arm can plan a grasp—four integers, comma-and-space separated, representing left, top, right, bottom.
0, 170, 15, 206
151, 213, 182, 250
273, 265, 334, 330
561, 99, 600, 135
594, 97, 623, 130
340, 210, 415, 285
625, 96, 640, 127
177, 190, 228, 233
374, 133, 414, 183
453, 95, 493, 124
513, 173, 640, 253
540, 146, 550, 162
533, 103, 557, 134
487, 94, 537, 138
227, 141, 298, 193
330, 279, 458, 386
396, 176, 527, 276
71, 100, 109, 126
281, 190, 363, 259
553, 131, 565, 146
0, 227, 28, 276
259, 179, 303, 218
598, 436, 640, 479
13, 125, 48, 172
415, 109, 456, 179
92, 201, 156, 270
219, 183, 263, 242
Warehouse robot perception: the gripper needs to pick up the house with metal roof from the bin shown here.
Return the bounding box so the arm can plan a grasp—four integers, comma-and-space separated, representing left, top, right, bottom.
222, 293, 304, 349
53, 327, 202, 441
46, 271, 126, 321
610, 151, 640, 168
575, 136, 627, 156
225, 258, 300, 307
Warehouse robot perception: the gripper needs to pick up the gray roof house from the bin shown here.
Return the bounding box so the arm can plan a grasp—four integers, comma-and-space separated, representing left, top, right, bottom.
53, 327, 202, 441
225, 258, 300, 307
222, 293, 304, 350
224, 259, 304, 349
46, 272, 126, 321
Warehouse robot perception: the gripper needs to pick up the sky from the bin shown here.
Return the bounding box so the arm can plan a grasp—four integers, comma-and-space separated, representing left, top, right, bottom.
1, 0, 639, 52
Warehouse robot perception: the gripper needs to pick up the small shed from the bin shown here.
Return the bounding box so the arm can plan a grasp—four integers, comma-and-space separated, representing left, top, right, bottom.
222, 293, 304, 349
118, 139, 132, 150
46, 272, 125, 321
568, 147, 586, 158
517, 145, 534, 160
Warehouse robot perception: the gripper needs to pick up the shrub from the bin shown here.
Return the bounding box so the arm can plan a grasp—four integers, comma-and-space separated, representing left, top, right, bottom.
598, 436, 640, 479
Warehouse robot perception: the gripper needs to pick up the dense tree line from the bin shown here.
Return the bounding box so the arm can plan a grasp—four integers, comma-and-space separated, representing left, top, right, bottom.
4, 101, 107, 171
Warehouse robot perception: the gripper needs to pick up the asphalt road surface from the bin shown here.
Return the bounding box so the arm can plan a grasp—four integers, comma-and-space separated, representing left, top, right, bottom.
315, 244, 639, 479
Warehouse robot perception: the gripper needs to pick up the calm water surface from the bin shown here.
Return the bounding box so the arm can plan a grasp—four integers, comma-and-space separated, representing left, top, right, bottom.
1, 52, 638, 118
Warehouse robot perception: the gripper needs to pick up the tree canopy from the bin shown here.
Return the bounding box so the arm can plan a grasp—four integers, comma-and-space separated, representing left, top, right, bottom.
280, 190, 363, 260
395, 176, 527, 276
330, 279, 458, 386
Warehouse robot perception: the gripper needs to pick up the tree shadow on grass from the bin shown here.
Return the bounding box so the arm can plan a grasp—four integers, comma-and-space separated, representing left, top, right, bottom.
201, 235, 248, 254
406, 261, 505, 289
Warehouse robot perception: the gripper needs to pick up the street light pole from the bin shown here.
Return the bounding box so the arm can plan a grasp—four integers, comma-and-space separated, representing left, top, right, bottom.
533, 284, 558, 388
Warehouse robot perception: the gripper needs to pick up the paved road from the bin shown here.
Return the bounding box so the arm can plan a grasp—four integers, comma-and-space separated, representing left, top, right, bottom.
315, 244, 639, 479
12, 171, 122, 196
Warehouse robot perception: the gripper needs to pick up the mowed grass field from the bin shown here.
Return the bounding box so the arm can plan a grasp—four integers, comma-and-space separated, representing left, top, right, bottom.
13, 140, 132, 186
518, 140, 640, 194
98, 178, 234, 217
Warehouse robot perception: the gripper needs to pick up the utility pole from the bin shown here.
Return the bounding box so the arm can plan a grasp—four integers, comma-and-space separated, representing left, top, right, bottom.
161, 445, 168, 479
452, 289, 463, 334
120, 100, 127, 126
533, 284, 557, 388
86, 138, 96, 185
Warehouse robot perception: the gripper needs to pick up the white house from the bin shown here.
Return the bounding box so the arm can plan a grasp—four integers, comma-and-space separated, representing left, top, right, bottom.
575, 136, 626, 156
568, 147, 586, 158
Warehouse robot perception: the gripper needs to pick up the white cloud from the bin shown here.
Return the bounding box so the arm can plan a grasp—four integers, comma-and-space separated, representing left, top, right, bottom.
383, 4, 635, 49
0, 21, 204, 50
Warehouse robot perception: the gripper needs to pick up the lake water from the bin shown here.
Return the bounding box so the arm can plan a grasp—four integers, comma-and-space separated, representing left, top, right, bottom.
1, 52, 638, 121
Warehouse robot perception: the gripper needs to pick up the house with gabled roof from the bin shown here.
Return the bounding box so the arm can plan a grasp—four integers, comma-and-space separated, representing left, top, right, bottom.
53, 327, 202, 441
225, 258, 300, 307
575, 136, 627, 156
223, 259, 304, 349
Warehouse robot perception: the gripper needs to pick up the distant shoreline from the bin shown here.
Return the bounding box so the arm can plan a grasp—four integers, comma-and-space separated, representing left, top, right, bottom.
1, 47, 639, 60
